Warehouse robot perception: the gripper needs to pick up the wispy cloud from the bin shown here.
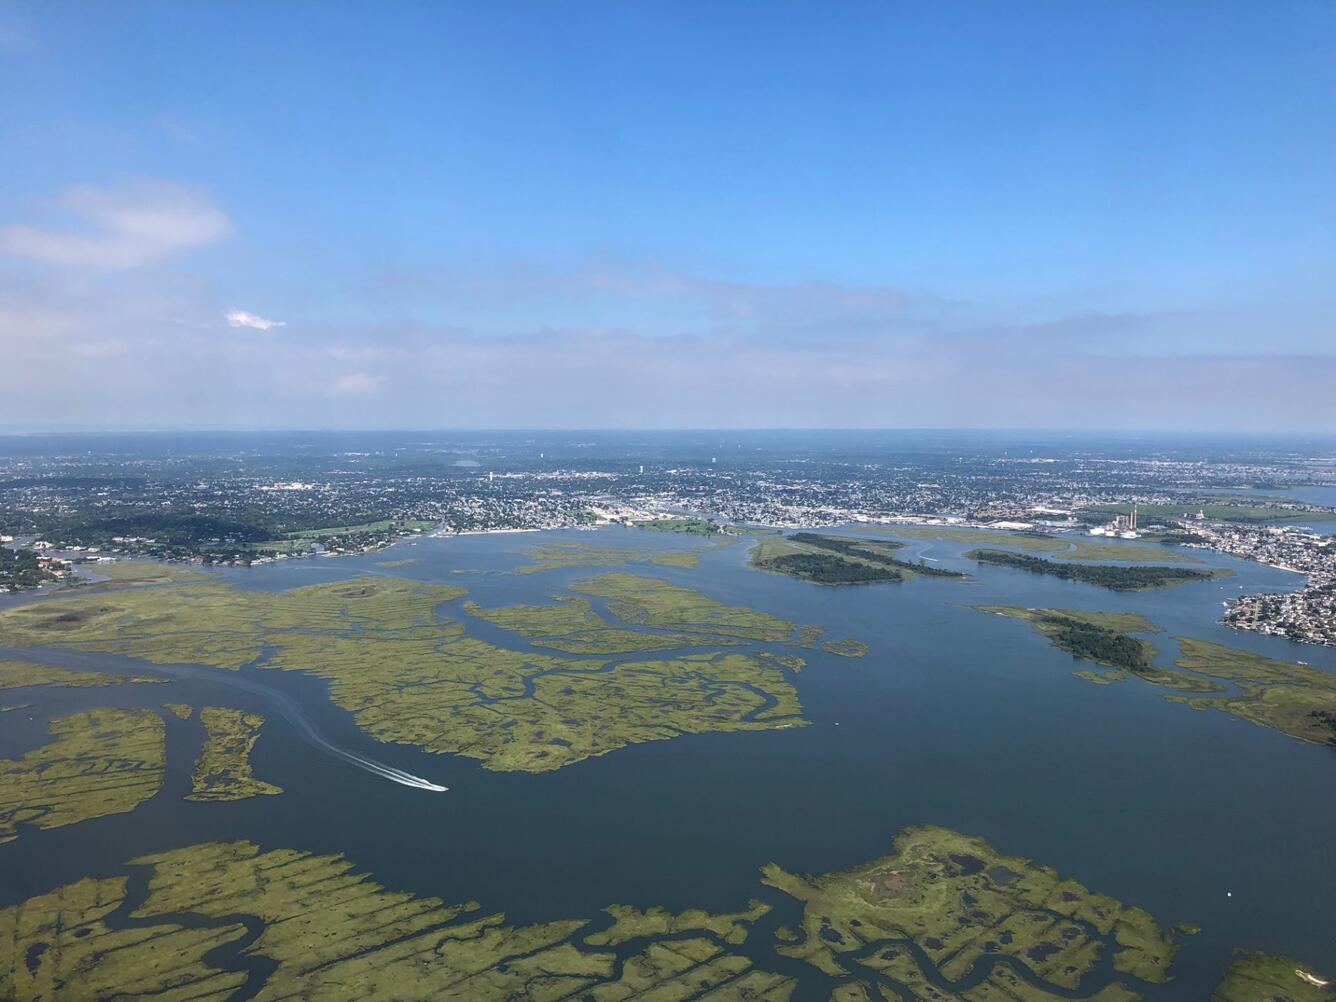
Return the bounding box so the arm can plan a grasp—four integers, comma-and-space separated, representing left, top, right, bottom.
226, 309, 286, 331
329, 372, 383, 397
3, 294, 1335, 429
0, 179, 231, 269
368, 262, 983, 349
3, 244, 1335, 430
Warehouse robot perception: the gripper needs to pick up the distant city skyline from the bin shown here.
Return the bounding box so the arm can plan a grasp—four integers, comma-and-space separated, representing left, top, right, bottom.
2, 2, 1333, 431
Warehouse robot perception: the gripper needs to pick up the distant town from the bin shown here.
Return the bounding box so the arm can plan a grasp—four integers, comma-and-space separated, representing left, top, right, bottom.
3, 432, 1335, 643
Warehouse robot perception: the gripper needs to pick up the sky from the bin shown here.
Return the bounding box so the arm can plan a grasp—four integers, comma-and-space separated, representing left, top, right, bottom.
1, 1, 1334, 431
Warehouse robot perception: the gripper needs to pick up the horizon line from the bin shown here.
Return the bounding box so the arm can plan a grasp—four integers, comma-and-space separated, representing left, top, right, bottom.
1, 426, 1334, 440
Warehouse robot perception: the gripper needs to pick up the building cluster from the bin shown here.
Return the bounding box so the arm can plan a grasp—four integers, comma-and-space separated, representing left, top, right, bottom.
1088, 505, 1141, 538
35, 554, 73, 579
0, 543, 73, 592
1190, 523, 1336, 646
4, 439, 1336, 581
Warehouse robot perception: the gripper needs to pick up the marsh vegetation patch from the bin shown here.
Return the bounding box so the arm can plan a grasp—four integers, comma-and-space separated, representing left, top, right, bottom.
0, 826, 1262, 1002
187, 707, 283, 802
875, 526, 1200, 564
980, 608, 1336, 750
967, 550, 1229, 591
0, 708, 165, 844
0, 659, 163, 692
513, 540, 732, 574
0, 571, 863, 773
751, 533, 968, 586
762, 825, 1183, 996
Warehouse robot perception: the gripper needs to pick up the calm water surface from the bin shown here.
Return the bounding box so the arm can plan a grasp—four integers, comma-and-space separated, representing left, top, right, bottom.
2, 526, 1334, 998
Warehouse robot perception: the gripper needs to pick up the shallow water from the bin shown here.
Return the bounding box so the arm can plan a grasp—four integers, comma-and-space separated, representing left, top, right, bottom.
2, 525, 1334, 998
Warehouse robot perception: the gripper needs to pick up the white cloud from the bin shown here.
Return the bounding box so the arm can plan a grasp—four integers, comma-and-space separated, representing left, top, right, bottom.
226, 309, 286, 331
2, 294, 1335, 429
330, 372, 383, 396
0, 180, 231, 269
3, 244, 1335, 430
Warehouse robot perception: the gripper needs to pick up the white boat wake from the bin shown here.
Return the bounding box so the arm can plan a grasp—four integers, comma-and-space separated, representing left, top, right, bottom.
246, 676, 449, 792
125, 658, 450, 793
307, 736, 449, 792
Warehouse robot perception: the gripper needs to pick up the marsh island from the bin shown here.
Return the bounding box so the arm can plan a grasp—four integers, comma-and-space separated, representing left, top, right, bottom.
967, 549, 1229, 591
0, 568, 866, 774
751, 532, 966, 585
0, 824, 1268, 1002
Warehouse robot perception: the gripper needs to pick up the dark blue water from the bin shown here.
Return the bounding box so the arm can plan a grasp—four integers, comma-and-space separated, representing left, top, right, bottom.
1211, 483, 1336, 535
1, 526, 1333, 997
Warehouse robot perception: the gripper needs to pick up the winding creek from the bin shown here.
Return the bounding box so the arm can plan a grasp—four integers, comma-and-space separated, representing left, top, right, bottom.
2, 524, 1335, 998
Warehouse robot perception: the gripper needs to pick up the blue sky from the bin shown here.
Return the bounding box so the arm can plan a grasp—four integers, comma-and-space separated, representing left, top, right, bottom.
1, 1, 1333, 429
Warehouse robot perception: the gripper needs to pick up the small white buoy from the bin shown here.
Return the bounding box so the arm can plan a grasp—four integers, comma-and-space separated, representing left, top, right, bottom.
834, 722, 840, 726
1226, 892, 1232, 898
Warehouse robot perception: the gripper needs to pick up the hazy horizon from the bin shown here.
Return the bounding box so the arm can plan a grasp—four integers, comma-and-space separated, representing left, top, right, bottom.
3, 2, 1333, 432
4, 426, 1336, 446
